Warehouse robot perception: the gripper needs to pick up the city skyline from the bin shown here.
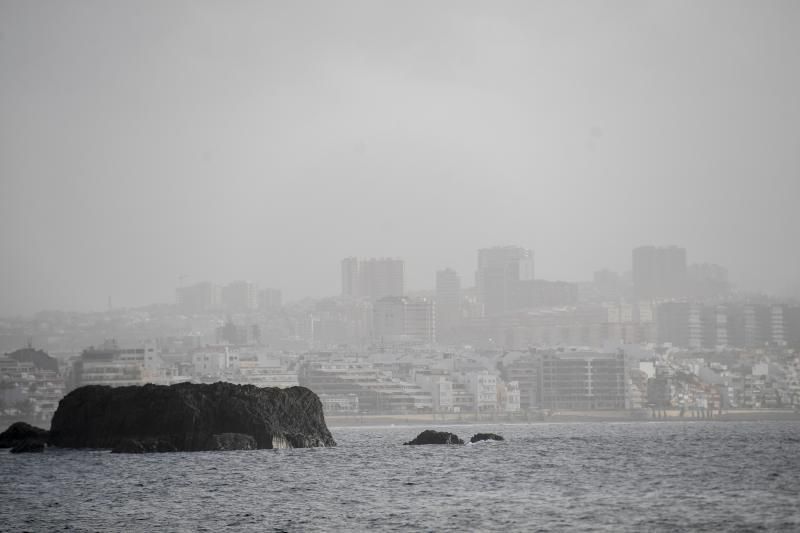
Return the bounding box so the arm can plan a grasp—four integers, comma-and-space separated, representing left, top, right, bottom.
2, 1, 800, 315
2, 2, 799, 531
0, 240, 794, 318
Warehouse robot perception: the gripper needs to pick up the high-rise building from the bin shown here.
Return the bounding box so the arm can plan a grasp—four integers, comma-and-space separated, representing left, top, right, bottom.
373, 296, 435, 344
435, 268, 461, 340
657, 301, 714, 348
503, 352, 541, 410
593, 269, 623, 301
341, 257, 360, 297
342, 257, 404, 301
656, 301, 690, 347
531, 280, 578, 307
687, 263, 730, 299
258, 288, 282, 311
176, 282, 221, 313
539, 350, 628, 410
744, 304, 785, 348
405, 297, 436, 344
222, 281, 258, 313
785, 306, 800, 349
475, 246, 534, 316
632, 245, 687, 300
656, 302, 788, 349
360, 258, 404, 300
373, 297, 406, 340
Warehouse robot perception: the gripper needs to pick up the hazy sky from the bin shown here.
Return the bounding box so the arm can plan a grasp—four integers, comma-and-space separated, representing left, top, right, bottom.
1, 0, 799, 315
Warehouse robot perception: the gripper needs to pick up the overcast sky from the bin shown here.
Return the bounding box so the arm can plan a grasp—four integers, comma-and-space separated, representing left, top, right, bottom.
1, 0, 799, 315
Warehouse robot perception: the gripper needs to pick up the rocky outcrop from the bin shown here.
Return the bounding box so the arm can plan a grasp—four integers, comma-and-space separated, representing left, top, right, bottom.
404, 430, 464, 445
49, 382, 336, 453
111, 438, 178, 454
0, 422, 49, 450
205, 433, 257, 451
11, 440, 46, 453
469, 433, 504, 443
110, 433, 258, 453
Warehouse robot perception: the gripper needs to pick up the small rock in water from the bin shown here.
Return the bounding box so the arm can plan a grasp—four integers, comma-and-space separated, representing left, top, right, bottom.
404, 430, 464, 445
469, 433, 504, 443
0, 422, 49, 449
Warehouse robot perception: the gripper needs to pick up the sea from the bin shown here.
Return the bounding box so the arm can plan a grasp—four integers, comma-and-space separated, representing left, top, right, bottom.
2, 420, 799, 532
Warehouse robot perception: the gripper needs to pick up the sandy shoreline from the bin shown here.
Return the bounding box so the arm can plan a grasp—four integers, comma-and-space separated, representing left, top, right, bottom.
325, 409, 800, 427
2, 409, 797, 433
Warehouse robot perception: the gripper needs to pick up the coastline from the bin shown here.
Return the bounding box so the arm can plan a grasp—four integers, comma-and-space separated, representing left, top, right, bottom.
325, 408, 800, 428
3, 409, 798, 433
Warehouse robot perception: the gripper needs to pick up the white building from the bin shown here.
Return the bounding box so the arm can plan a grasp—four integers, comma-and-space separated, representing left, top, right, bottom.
238, 356, 299, 388
76, 340, 167, 387
414, 371, 454, 411
498, 380, 521, 412
459, 370, 498, 412
373, 296, 435, 344
191, 347, 240, 378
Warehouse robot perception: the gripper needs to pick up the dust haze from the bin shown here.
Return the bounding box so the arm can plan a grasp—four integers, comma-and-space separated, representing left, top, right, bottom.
2, 0, 799, 316
3, 4, 800, 530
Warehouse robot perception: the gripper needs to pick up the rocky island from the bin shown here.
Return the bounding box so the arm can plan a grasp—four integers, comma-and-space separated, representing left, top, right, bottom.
404, 430, 464, 445
469, 433, 505, 443
403, 430, 506, 446
44, 382, 336, 452
0, 421, 49, 453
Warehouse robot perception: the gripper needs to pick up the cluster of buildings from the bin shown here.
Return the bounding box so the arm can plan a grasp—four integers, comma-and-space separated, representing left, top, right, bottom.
299, 351, 522, 415
1, 243, 799, 426
318, 246, 798, 352
157, 245, 799, 354
176, 281, 282, 314
657, 302, 799, 349
341, 257, 404, 301
643, 346, 800, 412
0, 347, 65, 424
2, 337, 799, 426
66, 339, 299, 390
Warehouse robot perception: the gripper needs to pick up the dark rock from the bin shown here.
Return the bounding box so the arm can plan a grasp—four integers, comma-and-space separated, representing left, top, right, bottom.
10, 439, 46, 453
206, 433, 257, 451
469, 433, 505, 443
404, 429, 464, 445
0, 422, 49, 449
50, 382, 336, 453
111, 439, 147, 454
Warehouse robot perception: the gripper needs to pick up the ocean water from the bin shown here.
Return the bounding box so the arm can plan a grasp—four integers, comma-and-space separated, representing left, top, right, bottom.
2, 420, 799, 532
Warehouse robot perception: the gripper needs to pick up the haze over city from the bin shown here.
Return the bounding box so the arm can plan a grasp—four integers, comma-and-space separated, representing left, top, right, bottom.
3, 2, 800, 532
2, 0, 799, 316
